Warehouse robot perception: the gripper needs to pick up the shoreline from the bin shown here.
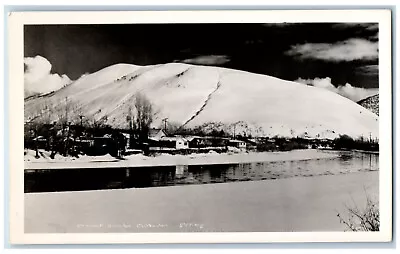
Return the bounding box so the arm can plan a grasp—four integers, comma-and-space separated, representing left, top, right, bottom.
24, 149, 342, 170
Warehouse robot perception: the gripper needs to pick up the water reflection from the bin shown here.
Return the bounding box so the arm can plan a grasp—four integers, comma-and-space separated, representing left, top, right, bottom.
175, 165, 188, 178
25, 151, 379, 193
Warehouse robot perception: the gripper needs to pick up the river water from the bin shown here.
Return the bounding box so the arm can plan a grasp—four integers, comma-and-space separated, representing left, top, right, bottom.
24, 150, 378, 193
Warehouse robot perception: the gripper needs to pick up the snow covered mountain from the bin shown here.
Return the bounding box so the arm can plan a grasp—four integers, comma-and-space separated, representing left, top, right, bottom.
24, 63, 379, 139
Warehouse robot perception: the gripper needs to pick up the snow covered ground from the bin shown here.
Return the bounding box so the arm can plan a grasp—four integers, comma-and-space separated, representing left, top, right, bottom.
24, 149, 340, 169
24, 171, 379, 233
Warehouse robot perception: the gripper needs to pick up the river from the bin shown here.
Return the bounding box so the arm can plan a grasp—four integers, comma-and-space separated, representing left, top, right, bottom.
25, 150, 379, 193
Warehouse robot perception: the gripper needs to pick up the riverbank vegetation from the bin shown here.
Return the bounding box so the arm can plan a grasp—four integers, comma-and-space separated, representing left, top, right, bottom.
333, 134, 379, 152
337, 193, 379, 231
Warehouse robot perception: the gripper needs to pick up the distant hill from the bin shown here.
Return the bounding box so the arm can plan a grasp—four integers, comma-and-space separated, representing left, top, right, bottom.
24, 63, 379, 139
358, 94, 379, 116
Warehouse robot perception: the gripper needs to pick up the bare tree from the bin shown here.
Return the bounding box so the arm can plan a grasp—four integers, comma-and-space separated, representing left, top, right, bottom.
134, 93, 154, 143
25, 98, 55, 157
41, 98, 54, 151
51, 96, 85, 156
124, 103, 137, 149
126, 104, 136, 131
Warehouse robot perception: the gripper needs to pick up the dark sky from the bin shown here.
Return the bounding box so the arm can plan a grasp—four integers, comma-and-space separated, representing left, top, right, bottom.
24, 23, 379, 88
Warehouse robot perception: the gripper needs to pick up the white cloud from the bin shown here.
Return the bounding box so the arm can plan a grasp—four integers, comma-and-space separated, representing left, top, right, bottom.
180, 55, 230, 65
295, 77, 378, 102
285, 38, 378, 62
24, 55, 71, 97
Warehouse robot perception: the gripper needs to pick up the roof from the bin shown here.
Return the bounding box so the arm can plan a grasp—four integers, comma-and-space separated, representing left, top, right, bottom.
76, 139, 92, 143
121, 133, 130, 138
160, 136, 188, 142
186, 136, 230, 140
229, 139, 245, 143
149, 128, 166, 137
246, 139, 258, 144
183, 136, 202, 141
32, 136, 46, 141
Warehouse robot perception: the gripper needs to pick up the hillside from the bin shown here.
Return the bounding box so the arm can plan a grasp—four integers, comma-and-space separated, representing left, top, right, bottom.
24, 63, 379, 140
358, 94, 379, 116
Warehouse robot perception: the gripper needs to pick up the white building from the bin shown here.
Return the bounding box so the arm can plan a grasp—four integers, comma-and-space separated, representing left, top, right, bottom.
159, 136, 189, 149
228, 139, 246, 149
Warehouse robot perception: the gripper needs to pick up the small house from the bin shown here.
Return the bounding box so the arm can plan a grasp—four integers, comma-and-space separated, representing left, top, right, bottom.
121, 133, 131, 150
175, 136, 189, 149
187, 136, 229, 148
228, 139, 246, 149
31, 136, 48, 149
186, 136, 208, 148
75, 138, 94, 149
158, 136, 189, 150
245, 139, 258, 150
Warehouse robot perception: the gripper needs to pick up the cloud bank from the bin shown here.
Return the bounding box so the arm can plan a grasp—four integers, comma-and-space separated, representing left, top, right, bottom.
180, 55, 231, 65
24, 55, 71, 97
355, 64, 379, 76
295, 77, 378, 102
332, 23, 378, 31
285, 38, 378, 62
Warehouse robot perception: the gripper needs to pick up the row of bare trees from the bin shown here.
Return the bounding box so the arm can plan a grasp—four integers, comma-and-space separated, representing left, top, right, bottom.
126, 93, 155, 144
25, 92, 156, 158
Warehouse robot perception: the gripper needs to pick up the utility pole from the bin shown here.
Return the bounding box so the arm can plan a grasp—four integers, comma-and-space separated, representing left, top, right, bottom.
34, 125, 39, 158
78, 115, 84, 142
65, 97, 68, 124
162, 118, 168, 132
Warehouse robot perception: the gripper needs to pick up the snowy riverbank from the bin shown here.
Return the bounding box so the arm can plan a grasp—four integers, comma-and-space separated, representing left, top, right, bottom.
24, 149, 340, 169
25, 171, 379, 233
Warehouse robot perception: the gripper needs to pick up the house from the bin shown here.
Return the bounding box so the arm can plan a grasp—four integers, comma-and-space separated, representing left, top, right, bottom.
75, 138, 94, 149
185, 136, 208, 148
31, 136, 48, 149
149, 128, 167, 141
121, 133, 131, 150
228, 139, 247, 149
175, 136, 189, 149
82, 134, 113, 155
187, 136, 229, 148
245, 139, 258, 150
158, 136, 189, 150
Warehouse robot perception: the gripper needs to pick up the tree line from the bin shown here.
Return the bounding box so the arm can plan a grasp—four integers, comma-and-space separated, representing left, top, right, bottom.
24, 92, 156, 158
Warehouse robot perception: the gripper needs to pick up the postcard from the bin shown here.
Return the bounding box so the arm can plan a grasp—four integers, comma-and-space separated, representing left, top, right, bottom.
8, 9, 392, 244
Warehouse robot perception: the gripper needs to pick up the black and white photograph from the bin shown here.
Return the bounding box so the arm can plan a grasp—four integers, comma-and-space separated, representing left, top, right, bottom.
8, 10, 392, 244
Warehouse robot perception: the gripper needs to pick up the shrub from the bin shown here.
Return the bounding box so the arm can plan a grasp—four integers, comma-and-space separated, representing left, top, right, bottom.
333, 134, 379, 151
337, 193, 379, 231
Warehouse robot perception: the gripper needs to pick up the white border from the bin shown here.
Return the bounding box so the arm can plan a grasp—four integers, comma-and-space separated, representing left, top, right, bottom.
8, 10, 393, 244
